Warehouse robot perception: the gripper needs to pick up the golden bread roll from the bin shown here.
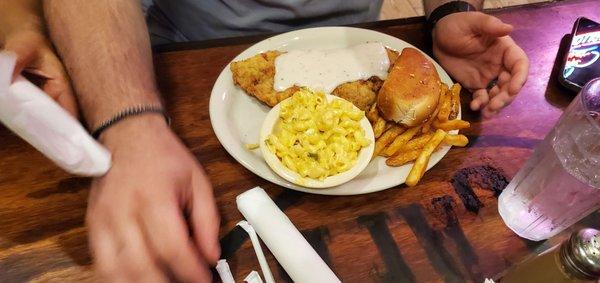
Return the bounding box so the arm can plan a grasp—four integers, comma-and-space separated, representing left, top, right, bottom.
377, 48, 441, 127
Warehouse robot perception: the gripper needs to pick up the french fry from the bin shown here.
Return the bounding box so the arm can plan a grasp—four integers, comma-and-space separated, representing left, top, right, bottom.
406, 129, 447, 187
422, 105, 441, 134
387, 133, 443, 166
436, 84, 452, 122
423, 83, 456, 133
399, 133, 434, 153
373, 125, 405, 158
382, 126, 421, 157
439, 82, 449, 96
433, 119, 470, 131
367, 103, 380, 123
421, 84, 447, 133
373, 117, 387, 138
449, 83, 461, 120
443, 134, 469, 147
384, 122, 393, 132
381, 146, 397, 157
386, 150, 420, 166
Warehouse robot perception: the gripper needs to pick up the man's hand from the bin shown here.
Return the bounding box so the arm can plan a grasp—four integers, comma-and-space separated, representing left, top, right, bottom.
432, 12, 529, 117
45, 1, 221, 280
0, 7, 76, 116
87, 115, 220, 282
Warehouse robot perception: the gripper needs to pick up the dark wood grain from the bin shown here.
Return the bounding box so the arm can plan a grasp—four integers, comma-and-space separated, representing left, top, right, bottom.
1, 1, 599, 282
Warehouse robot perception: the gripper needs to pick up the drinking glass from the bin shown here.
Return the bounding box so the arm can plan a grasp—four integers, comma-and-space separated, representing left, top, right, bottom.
498, 78, 600, 241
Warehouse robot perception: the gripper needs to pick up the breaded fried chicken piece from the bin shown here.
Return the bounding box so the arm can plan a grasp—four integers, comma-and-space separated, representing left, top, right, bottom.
330, 48, 398, 111
331, 77, 383, 111
230, 51, 300, 107
231, 48, 399, 110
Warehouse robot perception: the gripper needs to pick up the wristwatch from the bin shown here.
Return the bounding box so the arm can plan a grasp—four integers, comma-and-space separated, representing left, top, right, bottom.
427, 1, 477, 28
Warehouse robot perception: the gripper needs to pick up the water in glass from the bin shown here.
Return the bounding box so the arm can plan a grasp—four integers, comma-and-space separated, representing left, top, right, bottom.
498, 78, 600, 241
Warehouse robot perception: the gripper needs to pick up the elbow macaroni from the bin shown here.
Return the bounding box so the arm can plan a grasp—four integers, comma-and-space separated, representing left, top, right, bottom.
265, 89, 370, 181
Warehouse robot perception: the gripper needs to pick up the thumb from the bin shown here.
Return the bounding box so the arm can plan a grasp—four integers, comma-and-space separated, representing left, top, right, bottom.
473, 13, 513, 37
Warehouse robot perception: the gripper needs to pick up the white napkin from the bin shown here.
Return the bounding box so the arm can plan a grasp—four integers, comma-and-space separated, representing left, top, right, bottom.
236, 187, 341, 283
0, 52, 111, 176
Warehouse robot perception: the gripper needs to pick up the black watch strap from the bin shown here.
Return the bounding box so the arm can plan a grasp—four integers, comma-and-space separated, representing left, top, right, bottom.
427, 1, 477, 28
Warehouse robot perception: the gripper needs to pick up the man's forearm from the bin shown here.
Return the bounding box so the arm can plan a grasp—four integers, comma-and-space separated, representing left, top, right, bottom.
424, 0, 483, 17
44, 0, 161, 129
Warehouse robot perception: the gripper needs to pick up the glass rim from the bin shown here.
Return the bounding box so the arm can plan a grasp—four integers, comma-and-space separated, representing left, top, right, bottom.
581, 77, 600, 132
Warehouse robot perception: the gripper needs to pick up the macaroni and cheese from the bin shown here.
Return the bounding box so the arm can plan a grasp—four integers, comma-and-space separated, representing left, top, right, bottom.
265, 89, 371, 180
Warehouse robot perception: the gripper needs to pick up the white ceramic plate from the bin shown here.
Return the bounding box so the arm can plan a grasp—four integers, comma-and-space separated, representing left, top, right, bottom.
209, 27, 458, 195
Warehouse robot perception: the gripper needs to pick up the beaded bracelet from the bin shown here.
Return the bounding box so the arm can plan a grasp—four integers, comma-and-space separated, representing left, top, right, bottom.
91, 105, 171, 139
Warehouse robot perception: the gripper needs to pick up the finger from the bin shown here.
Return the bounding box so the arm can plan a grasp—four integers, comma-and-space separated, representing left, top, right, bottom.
483, 91, 512, 118
88, 208, 168, 282
508, 57, 529, 96
482, 107, 497, 118
470, 89, 489, 111
491, 70, 511, 100
118, 223, 169, 283
489, 93, 508, 111
502, 40, 529, 95
473, 13, 513, 37
492, 79, 511, 110
503, 94, 517, 106
189, 169, 221, 265
140, 197, 212, 282
3, 43, 37, 80
38, 50, 79, 117
488, 85, 500, 99
87, 220, 119, 277
498, 70, 511, 86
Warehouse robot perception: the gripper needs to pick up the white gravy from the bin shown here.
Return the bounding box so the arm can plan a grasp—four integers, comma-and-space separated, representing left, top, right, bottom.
273, 42, 390, 94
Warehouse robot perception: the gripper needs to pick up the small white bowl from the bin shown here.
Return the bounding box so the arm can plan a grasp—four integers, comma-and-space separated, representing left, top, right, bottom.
260, 94, 375, 189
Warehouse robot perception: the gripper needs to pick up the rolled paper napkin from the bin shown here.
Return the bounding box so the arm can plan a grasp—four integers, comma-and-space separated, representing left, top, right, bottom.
236, 187, 341, 283
0, 52, 111, 176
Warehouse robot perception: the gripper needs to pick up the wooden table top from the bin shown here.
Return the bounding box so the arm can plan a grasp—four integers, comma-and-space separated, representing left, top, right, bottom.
1, 0, 599, 282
